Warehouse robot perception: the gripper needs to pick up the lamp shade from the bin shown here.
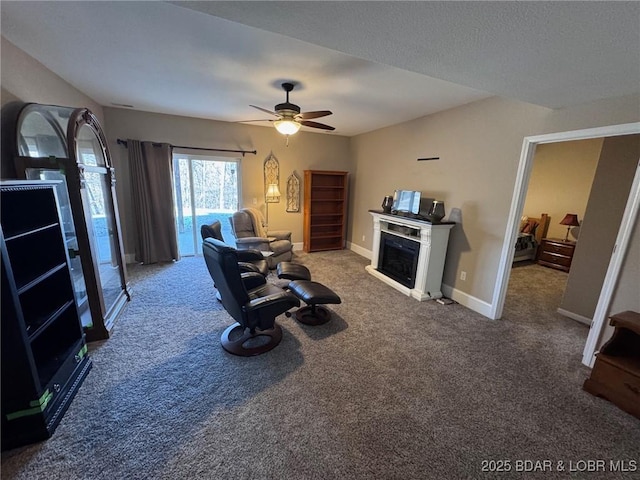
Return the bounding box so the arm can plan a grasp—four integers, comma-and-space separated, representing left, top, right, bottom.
560, 213, 580, 227
266, 183, 281, 199
274, 119, 301, 135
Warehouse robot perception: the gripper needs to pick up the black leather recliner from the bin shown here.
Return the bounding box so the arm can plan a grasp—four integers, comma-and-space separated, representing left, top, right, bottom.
203, 238, 300, 356
200, 221, 269, 276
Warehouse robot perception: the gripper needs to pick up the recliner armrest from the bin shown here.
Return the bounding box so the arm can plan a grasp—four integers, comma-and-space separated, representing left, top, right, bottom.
236, 249, 265, 262
266, 230, 292, 242
238, 262, 261, 274
245, 291, 300, 313
236, 237, 270, 250
241, 272, 266, 290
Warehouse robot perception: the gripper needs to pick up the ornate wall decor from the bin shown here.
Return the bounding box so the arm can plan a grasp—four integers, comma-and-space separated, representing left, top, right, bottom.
286, 171, 301, 212
263, 152, 280, 203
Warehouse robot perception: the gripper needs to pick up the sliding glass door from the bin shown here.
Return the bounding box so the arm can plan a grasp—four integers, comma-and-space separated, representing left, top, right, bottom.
172, 153, 240, 256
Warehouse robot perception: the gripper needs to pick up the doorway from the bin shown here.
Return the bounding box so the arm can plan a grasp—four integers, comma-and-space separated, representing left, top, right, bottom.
172, 153, 241, 256
506, 138, 602, 326
492, 122, 640, 367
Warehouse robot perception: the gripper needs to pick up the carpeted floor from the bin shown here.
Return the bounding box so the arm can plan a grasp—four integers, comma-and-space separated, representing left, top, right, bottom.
2, 251, 639, 479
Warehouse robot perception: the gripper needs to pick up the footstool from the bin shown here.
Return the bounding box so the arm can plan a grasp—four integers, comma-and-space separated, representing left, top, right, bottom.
285, 280, 341, 325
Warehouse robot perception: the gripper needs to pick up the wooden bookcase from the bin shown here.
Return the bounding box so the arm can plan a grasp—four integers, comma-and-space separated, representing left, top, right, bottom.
1, 181, 92, 450
303, 170, 348, 252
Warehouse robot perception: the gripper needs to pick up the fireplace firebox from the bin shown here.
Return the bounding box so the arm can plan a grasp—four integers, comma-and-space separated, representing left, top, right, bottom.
378, 232, 419, 288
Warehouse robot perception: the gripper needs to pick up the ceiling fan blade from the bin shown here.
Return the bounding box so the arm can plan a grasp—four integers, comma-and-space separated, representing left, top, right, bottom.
297, 110, 332, 120
300, 120, 335, 131
250, 105, 279, 117
236, 119, 274, 124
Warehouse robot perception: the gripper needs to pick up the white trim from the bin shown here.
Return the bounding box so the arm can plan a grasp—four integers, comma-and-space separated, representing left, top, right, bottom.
292, 241, 304, 251
557, 308, 592, 326
441, 284, 493, 318
491, 122, 640, 368
490, 136, 539, 320
348, 241, 372, 259
582, 161, 640, 367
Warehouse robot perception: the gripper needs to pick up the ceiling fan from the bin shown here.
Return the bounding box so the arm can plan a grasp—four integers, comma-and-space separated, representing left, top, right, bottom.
244, 82, 335, 136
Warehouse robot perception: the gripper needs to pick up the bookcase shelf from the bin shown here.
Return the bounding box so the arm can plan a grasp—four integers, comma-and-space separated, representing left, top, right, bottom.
1, 181, 92, 450
303, 171, 348, 253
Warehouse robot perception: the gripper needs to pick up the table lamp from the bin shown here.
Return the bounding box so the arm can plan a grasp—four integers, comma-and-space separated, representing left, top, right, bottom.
559, 213, 580, 242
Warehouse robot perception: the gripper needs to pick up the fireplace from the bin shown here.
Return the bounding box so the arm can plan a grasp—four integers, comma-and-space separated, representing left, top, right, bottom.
366, 211, 454, 301
378, 232, 419, 288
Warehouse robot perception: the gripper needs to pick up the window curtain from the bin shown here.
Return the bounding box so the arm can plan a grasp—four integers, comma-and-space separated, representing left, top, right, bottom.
128, 139, 179, 263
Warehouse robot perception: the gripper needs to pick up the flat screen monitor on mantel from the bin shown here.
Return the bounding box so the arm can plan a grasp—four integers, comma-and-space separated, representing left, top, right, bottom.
392, 190, 421, 215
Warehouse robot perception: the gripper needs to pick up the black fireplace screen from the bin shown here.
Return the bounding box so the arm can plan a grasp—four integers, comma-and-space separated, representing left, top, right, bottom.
378, 232, 419, 288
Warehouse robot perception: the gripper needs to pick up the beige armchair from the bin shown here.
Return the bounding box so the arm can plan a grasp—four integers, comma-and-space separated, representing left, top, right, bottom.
229, 208, 293, 268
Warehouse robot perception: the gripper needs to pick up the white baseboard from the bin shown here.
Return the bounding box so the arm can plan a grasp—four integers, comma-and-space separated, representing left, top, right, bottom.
347, 242, 372, 260
557, 308, 592, 326
292, 242, 304, 251
441, 284, 494, 319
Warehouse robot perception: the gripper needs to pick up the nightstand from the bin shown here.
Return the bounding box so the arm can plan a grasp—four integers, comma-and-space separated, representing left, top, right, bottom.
583, 311, 640, 419
537, 238, 576, 272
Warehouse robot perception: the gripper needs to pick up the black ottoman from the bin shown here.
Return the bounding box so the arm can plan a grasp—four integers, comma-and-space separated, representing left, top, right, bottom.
285, 280, 341, 325
277, 262, 311, 281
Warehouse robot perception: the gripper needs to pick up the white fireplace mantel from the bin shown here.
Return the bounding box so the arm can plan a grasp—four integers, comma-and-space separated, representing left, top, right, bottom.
365, 211, 454, 301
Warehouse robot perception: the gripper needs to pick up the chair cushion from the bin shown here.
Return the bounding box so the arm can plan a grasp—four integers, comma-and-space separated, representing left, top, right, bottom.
231, 211, 257, 238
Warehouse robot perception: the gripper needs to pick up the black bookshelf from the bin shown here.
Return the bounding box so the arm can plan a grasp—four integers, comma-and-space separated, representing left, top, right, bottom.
1, 181, 92, 450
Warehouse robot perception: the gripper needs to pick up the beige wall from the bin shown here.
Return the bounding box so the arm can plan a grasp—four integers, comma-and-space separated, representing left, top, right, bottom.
1, 37, 104, 124
349, 95, 640, 307
560, 134, 640, 320
524, 139, 602, 240
103, 108, 351, 255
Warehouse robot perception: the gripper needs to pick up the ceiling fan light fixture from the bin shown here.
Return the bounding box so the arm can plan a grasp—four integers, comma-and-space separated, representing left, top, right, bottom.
274, 119, 301, 135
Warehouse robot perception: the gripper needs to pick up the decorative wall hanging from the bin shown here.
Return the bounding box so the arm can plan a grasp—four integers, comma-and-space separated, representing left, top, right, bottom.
263, 152, 280, 203
286, 171, 301, 212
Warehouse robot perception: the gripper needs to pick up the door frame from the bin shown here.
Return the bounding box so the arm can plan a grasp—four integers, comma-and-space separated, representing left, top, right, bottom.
491, 122, 640, 367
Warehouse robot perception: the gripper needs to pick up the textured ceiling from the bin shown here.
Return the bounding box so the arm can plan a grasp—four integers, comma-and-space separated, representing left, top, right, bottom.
179, 1, 640, 108
2, 1, 638, 137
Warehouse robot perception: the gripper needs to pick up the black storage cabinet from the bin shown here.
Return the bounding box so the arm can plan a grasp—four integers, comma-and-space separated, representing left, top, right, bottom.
1, 181, 92, 450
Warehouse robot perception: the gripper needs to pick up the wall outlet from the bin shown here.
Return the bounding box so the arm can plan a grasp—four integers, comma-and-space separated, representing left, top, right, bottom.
460, 271, 467, 281
362, 235, 366, 242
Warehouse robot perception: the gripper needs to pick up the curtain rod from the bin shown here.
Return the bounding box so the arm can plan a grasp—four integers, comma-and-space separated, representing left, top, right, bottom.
116, 138, 256, 156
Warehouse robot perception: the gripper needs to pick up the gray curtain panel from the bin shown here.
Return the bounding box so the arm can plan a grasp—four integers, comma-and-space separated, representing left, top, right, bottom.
128, 139, 179, 263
